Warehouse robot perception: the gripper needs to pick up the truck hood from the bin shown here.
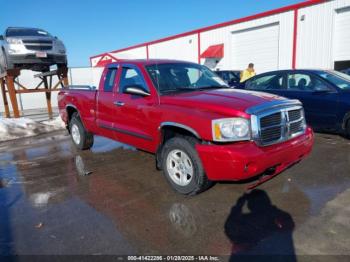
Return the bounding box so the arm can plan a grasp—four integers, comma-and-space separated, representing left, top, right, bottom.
160, 88, 287, 116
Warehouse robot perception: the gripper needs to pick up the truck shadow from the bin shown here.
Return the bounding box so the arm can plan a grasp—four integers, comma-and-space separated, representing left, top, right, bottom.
224, 189, 296, 262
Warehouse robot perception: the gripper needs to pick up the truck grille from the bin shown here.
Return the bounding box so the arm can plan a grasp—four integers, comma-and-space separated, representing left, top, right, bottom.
23, 40, 53, 51
25, 45, 52, 51
253, 106, 305, 146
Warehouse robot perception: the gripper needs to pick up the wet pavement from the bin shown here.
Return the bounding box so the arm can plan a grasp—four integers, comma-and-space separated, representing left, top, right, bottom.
0, 131, 350, 258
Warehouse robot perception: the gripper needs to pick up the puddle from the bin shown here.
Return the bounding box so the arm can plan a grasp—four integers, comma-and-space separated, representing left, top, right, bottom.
91, 136, 135, 153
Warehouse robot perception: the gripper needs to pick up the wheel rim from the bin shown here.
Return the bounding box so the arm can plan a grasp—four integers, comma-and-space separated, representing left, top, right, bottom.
71, 124, 81, 145
166, 149, 194, 186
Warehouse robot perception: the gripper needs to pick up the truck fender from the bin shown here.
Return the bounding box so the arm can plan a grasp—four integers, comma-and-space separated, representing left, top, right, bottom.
159, 122, 201, 139
65, 104, 88, 132
156, 122, 201, 170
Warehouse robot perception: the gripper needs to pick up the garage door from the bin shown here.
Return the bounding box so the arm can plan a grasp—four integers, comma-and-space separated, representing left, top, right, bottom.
334, 8, 350, 61
231, 23, 279, 73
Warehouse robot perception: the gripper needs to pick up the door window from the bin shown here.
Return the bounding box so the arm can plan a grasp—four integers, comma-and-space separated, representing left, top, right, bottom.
287, 73, 331, 91
246, 73, 284, 90
104, 68, 117, 92
119, 67, 148, 93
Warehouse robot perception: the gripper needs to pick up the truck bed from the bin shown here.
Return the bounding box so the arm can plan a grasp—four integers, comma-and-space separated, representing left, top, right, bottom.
58, 88, 97, 129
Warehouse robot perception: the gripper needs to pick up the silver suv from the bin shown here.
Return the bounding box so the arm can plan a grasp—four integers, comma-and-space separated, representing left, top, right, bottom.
0, 27, 67, 73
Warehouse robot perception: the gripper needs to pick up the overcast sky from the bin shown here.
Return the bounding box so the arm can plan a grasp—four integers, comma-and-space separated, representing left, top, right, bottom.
1, 0, 304, 67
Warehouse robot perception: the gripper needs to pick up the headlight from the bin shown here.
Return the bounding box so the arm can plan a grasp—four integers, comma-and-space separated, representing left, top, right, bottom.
7, 38, 23, 45
212, 118, 251, 142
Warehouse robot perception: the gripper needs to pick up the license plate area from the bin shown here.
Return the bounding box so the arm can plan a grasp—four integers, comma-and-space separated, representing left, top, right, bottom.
35, 52, 47, 58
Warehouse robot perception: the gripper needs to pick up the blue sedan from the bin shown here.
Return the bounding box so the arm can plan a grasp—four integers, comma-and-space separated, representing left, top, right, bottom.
238, 69, 350, 136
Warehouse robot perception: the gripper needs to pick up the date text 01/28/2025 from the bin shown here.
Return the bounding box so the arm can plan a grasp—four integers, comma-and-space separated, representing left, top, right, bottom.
127, 255, 220, 261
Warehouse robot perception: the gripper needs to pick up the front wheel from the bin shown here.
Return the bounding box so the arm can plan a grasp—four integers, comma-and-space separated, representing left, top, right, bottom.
69, 113, 94, 150
161, 136, 213, 195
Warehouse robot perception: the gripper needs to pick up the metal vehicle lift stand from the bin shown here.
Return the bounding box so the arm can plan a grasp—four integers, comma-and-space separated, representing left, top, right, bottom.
0, 66, 68, 118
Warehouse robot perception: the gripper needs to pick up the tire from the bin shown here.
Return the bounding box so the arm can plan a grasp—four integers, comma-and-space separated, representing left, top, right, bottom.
345, 119, 350, 138
69, 112, 94, 150
161, 136, 213, 195
0, 50, 6, 74
2, 50, 13, 70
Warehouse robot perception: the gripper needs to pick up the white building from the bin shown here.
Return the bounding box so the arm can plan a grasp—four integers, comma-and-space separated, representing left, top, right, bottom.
90, 0, 350, 73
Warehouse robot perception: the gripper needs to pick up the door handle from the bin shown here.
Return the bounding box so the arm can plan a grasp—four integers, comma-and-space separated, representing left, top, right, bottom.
114, 101, 125, 107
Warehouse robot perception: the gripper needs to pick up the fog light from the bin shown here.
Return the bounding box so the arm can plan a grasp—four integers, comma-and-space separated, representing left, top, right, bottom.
8, 49, 20, 54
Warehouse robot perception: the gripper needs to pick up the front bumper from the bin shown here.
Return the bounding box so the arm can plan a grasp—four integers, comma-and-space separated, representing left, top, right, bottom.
8, 53, 67, 65
196, 127, 314, 181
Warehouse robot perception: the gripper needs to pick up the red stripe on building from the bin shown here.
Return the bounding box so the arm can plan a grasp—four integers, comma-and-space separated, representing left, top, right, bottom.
197, 32, 201, 64
292, 8, 299, 69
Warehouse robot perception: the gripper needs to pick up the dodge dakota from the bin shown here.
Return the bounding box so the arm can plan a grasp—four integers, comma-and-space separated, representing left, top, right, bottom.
58, 60, 314, 195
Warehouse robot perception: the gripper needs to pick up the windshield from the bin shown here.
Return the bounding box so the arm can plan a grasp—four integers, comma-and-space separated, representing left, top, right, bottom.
146, 63, 228, 94
6, 28, 51, 37
316, 70, 350, 90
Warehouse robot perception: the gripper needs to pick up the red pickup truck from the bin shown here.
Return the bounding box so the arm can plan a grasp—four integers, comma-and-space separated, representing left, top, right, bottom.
58, 60, 314, 195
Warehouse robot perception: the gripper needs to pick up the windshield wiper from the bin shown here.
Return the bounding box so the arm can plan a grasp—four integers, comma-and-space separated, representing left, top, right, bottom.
160, 87, 196, 94
160, 86, 227, 95
196, 85, 227, 90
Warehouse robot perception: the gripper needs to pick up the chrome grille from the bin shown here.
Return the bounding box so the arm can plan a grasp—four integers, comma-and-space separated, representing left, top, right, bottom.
260, 112, 281, 128
23, 40, 53, 51
248, 100, 306, 146
290, 119, 304, 134
260, 126, 282, 143
25, 45, 51, 51
288, 109, 301, 122
22, 40, 52, 44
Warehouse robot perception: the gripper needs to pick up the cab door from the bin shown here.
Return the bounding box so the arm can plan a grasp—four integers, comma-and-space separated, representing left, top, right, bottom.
113, 64, 158, 152
95, 64, 119, 140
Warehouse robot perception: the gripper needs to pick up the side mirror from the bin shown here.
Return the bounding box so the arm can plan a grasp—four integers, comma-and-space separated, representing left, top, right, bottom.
124, 85, 150, 96
0, 35, 4, 41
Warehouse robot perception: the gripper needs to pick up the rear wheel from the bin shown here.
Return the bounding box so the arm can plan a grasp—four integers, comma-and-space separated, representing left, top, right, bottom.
161, 136, 213, 195
69, 113, 94, 150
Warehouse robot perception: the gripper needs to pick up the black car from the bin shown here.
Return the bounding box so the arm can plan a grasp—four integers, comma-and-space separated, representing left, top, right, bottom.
215, 70, 241, 87
237, 69, 350, 135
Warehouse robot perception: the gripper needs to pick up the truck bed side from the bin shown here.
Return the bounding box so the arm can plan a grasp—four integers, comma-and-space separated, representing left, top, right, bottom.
58, 89, 98, 132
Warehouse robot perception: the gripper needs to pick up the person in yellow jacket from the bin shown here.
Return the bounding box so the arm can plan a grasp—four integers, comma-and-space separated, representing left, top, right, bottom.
240, 63, 256, 83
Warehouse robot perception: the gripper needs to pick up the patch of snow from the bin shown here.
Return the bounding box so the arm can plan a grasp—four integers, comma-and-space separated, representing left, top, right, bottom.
42, 117, 66, 129
0, 117, 65, 142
